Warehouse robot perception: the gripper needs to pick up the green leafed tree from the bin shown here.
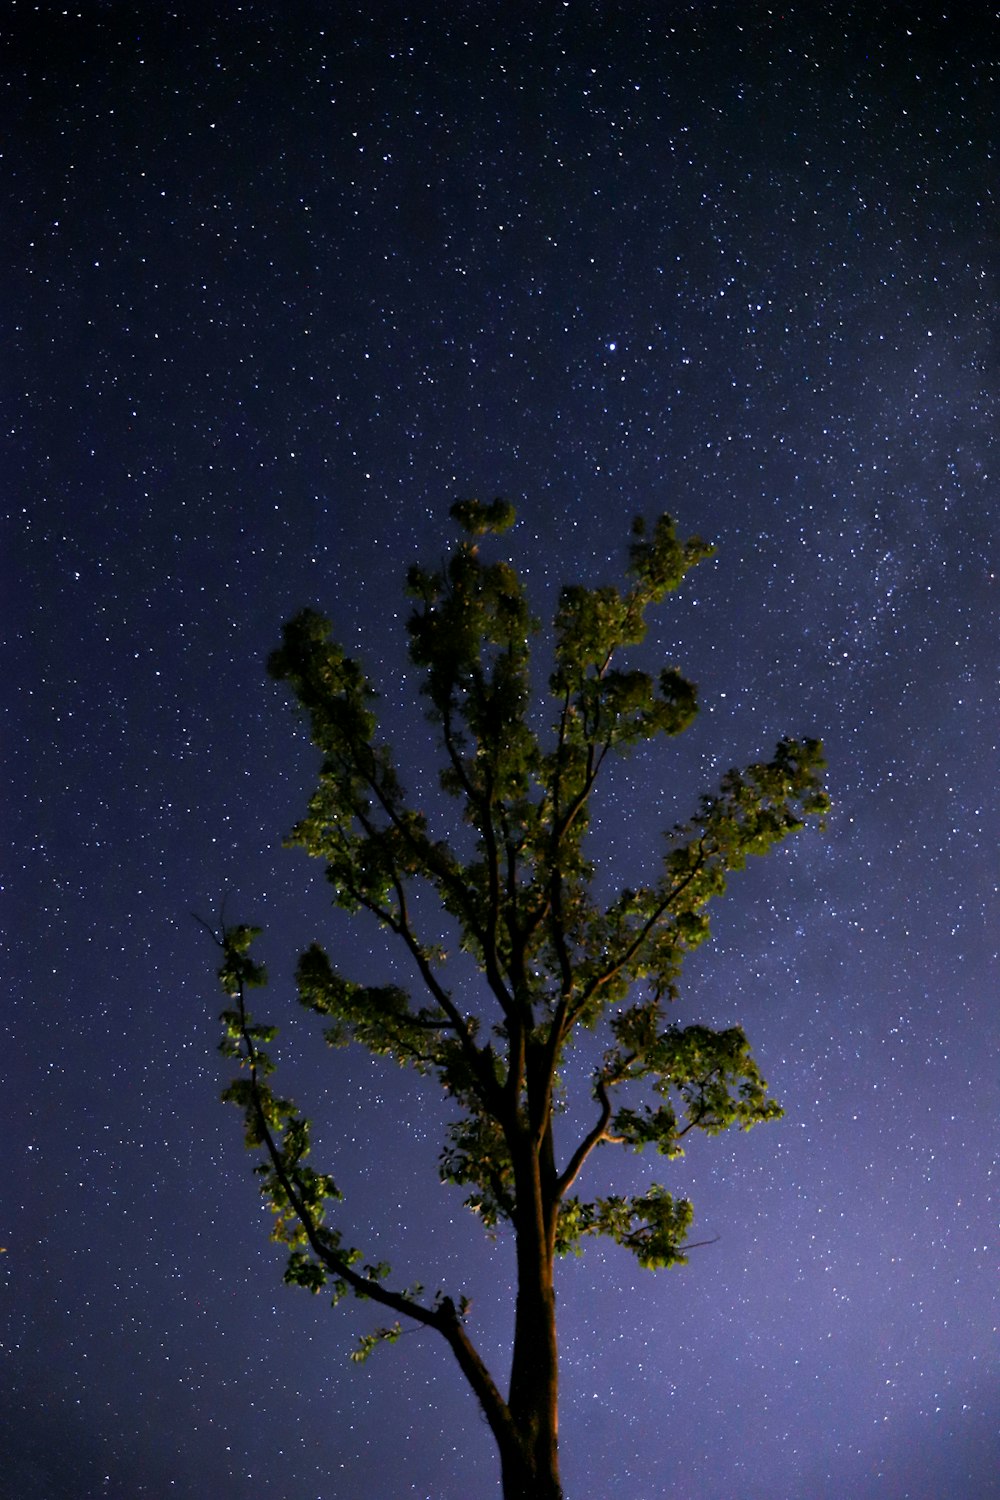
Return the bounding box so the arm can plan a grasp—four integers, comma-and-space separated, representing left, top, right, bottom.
212, 503, 828, 1500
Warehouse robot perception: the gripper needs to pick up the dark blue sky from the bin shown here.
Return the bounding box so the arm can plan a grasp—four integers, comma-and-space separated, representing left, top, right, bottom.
6, 4, 998, 1497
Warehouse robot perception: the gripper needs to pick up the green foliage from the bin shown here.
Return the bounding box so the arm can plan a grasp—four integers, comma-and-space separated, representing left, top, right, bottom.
556, 1184, 695, 1268
606, 1023, 783, 1155
351, 1322, 403, 1363
449, 497, 517, 537
215, 505, 829, 1365
216, 925, 361, 1301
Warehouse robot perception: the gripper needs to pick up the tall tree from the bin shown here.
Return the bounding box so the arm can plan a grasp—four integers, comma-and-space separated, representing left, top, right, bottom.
213, 503, 828, 1500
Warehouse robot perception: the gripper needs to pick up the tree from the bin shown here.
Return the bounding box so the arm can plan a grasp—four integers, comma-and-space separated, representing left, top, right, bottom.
212, 502, 828, 1500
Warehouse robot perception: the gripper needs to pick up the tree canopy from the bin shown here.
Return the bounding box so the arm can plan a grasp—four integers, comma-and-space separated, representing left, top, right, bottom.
213, 503, 828, 1499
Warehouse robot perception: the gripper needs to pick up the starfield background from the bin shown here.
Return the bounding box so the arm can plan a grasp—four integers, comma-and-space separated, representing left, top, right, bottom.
5, 4, 999, 1497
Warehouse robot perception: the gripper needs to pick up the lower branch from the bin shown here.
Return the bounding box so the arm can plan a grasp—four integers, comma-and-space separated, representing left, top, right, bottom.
216, 929, 522, 1469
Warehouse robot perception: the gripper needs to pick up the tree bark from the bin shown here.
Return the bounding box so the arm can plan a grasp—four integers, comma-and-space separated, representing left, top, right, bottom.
501, 1127, 563, 1500
499, 1444, 563, 1500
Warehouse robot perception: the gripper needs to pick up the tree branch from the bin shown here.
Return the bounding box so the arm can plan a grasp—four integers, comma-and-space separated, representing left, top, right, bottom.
554, 1077, 616, 1201
440, 697, 518, 1022
348, 733, 499, 996
382, 866, 506, 1116
572, 844, 709, 1018
224, 950, 521, 1462
218, 936, 436, 1329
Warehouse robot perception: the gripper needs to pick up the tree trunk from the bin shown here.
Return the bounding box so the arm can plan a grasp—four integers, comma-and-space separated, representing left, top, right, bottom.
502, 1132, 563, 1500
499, 1443, 563, 1500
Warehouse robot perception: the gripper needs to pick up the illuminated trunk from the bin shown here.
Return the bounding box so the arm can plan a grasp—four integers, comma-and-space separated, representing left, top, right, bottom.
500, 1124, 563, 1500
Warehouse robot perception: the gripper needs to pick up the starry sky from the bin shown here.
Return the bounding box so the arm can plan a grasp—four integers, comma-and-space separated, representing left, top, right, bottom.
5, 3, 999, 1497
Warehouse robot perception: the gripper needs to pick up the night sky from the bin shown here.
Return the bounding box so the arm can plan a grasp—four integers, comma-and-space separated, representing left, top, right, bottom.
6, 4, 999, 1497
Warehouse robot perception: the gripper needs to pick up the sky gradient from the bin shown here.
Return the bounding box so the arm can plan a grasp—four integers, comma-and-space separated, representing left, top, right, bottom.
6, 4, 999, 1497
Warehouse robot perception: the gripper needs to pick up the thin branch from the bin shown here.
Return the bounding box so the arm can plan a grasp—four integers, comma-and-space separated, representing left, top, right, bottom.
348, 734, 496, 984
440, 697, 517, 1022
387, 871, 506, 1116
679, 1235, 721, 1253
571, 844, 710, 1018
554, 1078, 615, 1201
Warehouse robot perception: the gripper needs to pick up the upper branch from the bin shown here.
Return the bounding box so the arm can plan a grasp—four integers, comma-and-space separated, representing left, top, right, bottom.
572, 846, 709, 1017
439, 700, 516, 1020
555, 1078, 617, 1200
